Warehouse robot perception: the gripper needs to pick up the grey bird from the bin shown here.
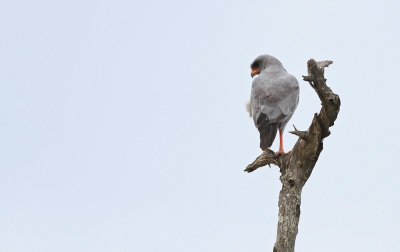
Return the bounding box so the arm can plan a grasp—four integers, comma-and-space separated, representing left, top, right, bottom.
248, 54, 299, 154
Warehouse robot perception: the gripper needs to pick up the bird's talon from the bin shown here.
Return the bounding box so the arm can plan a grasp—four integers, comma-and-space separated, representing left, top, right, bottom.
274, 150, 286, 156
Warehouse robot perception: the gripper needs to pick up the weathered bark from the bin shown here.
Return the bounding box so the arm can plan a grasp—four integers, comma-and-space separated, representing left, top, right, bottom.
245, 59, 340, 252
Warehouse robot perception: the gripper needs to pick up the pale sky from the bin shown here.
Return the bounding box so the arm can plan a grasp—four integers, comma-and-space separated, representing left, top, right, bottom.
1, 0, 400, 251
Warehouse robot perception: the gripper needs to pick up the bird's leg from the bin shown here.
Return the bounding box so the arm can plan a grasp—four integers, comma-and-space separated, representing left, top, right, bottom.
275, 130, 285, 155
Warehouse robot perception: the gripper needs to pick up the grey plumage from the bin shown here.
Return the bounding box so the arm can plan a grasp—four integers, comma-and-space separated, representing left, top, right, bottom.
249, 55, 299, 150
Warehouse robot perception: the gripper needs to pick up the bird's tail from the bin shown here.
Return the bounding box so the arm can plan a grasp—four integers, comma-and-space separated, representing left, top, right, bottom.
257, 113, 278, 151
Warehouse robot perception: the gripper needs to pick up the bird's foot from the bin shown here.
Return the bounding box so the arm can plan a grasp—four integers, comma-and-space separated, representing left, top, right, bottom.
274, 149, 287, 156
274, 150, 293, 156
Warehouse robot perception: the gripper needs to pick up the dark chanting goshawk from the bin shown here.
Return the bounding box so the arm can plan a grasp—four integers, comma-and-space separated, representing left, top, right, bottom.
248, 54, 299, 154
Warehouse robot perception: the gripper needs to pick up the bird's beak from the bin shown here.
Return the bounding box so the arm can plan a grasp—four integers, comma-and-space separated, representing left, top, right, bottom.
251, 68, 259, 78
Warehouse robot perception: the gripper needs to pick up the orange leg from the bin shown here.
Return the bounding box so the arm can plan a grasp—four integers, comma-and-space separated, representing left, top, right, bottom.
275, 130, 285, 155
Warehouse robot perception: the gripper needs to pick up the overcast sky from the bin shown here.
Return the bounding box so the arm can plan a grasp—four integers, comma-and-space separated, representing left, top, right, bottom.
1, 0, 400, 251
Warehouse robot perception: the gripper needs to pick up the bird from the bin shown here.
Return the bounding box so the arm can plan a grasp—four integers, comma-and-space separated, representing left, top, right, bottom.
247, 54, 299, 154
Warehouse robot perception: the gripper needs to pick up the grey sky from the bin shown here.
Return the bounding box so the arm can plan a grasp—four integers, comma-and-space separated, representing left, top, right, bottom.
1, 0, 399, 251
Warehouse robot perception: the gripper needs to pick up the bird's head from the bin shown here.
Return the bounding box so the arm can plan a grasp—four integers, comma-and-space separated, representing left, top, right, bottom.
250, 54, 284, 77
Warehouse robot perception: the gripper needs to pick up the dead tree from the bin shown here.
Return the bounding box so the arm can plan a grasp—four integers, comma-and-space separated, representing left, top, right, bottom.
245, 59, 340, 252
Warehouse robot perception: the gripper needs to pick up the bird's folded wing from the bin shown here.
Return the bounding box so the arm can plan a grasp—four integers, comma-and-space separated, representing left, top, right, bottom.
250, 74, 299, 124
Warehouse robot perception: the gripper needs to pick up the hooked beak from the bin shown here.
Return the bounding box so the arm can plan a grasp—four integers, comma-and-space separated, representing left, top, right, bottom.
251, 68, 260, 78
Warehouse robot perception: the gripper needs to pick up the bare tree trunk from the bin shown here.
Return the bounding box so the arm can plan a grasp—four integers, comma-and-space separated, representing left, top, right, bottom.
245, 59, 341, 252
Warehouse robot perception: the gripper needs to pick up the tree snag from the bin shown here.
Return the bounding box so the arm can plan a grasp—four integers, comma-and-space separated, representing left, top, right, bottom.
245, 59, 340, 252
